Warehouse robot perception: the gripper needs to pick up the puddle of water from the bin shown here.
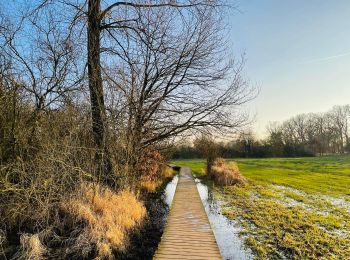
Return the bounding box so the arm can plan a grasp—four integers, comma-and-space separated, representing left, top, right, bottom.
195, 178, 253, 260
163, 174, 179, 207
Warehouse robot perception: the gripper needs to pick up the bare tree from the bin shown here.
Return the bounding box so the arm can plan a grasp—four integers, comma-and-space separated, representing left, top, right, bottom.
329, 105, 350, 153
87, 0, 107, 152
86, 1, 215, 149
267, 105, 350, 156
55, 0, 238, 179
267, 122, 284, 156
0, 6, 82, 152
194, 134, 220, 177
100, 2, 255, 177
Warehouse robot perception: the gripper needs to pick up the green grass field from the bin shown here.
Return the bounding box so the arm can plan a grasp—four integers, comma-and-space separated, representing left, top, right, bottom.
173, 156, 350, 259
174, 156, 350, 196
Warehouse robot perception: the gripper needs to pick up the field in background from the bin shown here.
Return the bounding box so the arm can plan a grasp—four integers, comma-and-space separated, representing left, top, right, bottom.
173, 156, 350, 259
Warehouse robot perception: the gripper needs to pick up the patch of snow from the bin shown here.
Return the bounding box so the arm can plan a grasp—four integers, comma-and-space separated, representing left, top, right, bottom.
272, 184, 350, 214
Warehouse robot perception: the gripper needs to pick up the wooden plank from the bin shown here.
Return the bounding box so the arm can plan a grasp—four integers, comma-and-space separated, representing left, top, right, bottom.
154, 167, 222, 260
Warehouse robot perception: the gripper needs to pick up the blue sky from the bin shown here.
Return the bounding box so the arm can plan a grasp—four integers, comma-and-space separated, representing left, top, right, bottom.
228, 0, 350, 136
3, 1, 350, 138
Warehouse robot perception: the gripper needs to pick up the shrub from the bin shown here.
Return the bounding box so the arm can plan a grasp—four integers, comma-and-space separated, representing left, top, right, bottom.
214, 158, 225, 167
137, 148, 173, 193
137, 148, 164, 181
211, 158, 246, 185
62, 183, 146, 259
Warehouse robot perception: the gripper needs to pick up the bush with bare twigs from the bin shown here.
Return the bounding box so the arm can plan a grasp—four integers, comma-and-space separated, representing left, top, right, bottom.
211, 158, 246, 185
0, 105, 93, 229
138, 149, 175, 193
139, 165, 174, 193
0, 94, 167, 258
0, 99, 147, 258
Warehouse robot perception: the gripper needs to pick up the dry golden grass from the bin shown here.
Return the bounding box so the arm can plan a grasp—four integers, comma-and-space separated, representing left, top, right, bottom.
212, 158, 246, 185
139, 166, 173, 192
140, 179, 161, 192
161, 166, 173, 178
213, 158, 225, 167
62, 183, 146, 258
20, 233, 46, 260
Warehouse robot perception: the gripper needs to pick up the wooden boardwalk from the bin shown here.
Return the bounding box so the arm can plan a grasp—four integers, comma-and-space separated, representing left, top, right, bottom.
154, 167, 222, 260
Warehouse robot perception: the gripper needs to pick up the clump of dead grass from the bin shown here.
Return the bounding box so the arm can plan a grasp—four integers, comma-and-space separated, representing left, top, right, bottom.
20, 233, 47, 260
62, 182, 146, 259
139, 179, 161, 193
211, 158, 246, 185
139, 166, 174, 192
161, 166, 173, 179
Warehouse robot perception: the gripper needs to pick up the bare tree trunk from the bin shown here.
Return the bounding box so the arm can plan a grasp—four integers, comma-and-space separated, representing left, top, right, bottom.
88, 0, 113, 182
88, 0, 106, 151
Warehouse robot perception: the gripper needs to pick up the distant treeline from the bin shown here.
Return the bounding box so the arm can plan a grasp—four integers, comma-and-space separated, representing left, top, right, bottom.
172, 138, 314, 159
173, 105, 350, 159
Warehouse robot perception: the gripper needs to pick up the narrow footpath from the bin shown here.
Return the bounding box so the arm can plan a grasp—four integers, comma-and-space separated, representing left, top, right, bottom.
154, 167, 222, 260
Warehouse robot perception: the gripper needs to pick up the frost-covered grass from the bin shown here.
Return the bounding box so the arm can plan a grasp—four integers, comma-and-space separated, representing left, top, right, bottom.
173, 155, 350, 259
220, 183, 350, 259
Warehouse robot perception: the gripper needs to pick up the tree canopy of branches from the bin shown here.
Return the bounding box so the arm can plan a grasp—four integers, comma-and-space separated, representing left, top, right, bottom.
102, 2, 253, 172
0, 0, 255, 181
69, 0, 255, 177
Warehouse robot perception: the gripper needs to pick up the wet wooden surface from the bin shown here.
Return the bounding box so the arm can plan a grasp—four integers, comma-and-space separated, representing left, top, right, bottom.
153, 167, 222, 260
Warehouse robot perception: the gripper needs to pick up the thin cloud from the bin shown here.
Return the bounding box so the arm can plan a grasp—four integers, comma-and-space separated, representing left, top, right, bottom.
302, 51, 350, 64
